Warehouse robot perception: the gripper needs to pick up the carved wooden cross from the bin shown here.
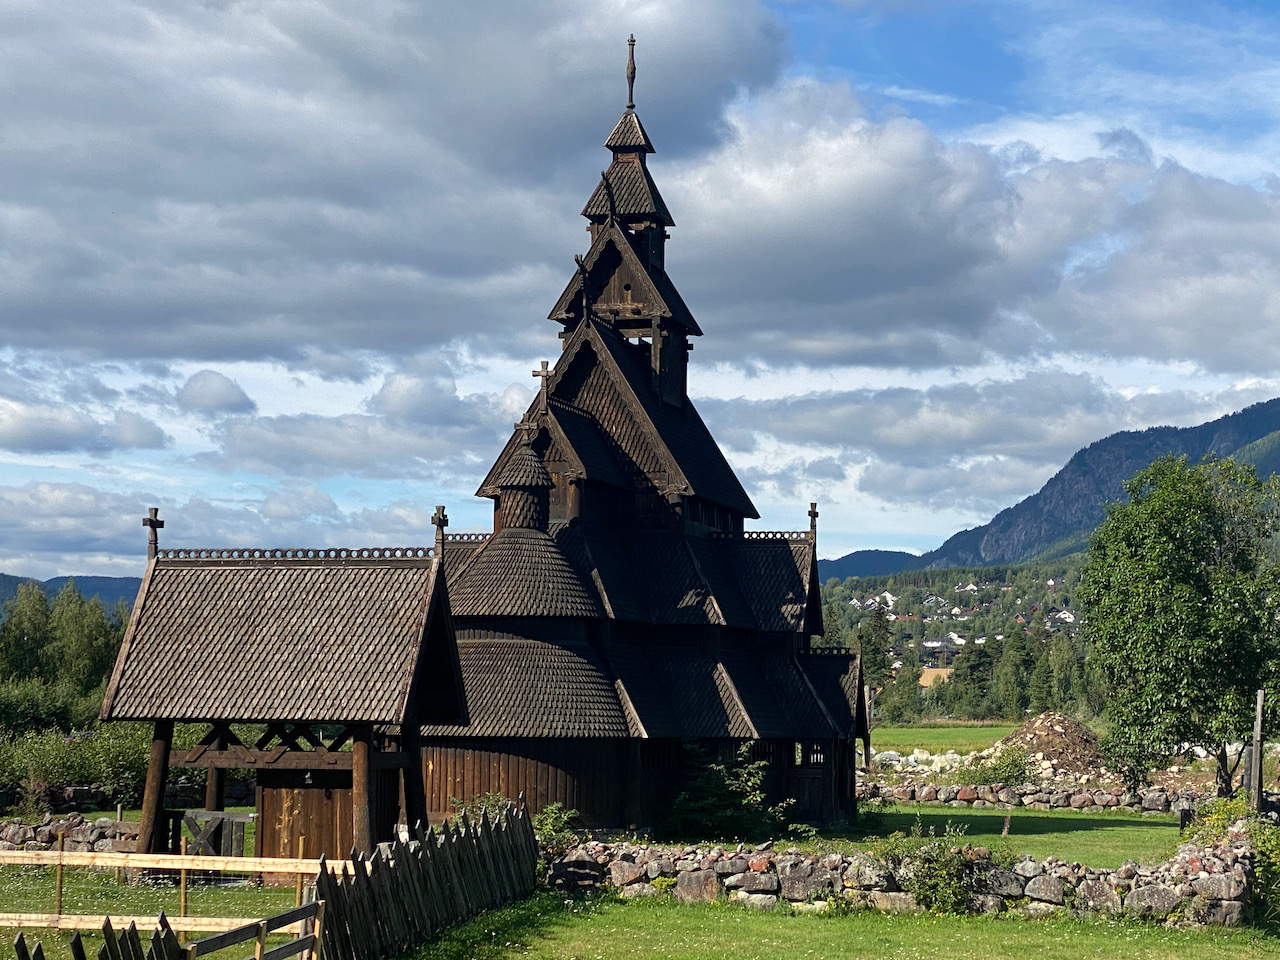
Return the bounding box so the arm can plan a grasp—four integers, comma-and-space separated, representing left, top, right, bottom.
142, 507, 164, 559
532, 360, 551, 412
432, 504, 448, 552
809, 502, 819, 538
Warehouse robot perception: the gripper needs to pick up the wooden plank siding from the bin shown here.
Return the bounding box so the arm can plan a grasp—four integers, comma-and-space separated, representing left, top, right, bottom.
422, 739, 624, 827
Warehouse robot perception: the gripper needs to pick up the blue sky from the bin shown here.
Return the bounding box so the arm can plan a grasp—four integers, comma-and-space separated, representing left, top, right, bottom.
4, 0, 1280, 576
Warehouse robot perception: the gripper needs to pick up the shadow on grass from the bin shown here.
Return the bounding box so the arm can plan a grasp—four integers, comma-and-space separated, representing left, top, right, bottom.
410, 891, 587, 960
846, 809, 1177, 841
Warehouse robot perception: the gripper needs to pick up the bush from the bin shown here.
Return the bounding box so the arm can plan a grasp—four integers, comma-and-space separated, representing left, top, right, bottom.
656, 742, 794, 842
874, 814, 975, 915
531, 801, 580, 858
0, 722, 152, 801
962, 746, 1030, 786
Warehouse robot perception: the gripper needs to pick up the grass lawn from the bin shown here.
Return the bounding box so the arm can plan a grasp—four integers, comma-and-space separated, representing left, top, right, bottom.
829, 806, 1180, 868
871, 723, 1019, 756
414, 892, 1280, 960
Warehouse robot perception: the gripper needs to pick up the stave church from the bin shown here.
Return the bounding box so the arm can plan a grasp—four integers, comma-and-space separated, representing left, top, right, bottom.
100, 39, 869, 860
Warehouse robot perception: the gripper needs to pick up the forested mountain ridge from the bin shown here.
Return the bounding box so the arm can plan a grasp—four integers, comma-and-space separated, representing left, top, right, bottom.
819, 397, 1280, 578
0, 574, 141, 618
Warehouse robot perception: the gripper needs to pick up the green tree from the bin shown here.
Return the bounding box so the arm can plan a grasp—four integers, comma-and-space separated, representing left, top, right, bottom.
0, 581, 52, 680
1079, 455, 1280, 794
44, 581, 124, 693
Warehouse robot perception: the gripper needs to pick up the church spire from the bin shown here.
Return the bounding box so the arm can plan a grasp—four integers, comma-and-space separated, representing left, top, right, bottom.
626, 33, 636, 110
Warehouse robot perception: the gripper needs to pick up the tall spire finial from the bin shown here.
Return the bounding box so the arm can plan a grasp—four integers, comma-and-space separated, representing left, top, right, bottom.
626, 34, 636, 110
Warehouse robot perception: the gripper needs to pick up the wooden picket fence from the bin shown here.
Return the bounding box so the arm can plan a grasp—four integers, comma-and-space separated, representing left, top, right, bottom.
315, 804, 539, 960
11, 901, 323, 960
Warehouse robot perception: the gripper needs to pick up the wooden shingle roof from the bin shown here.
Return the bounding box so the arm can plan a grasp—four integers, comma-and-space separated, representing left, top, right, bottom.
420, 639, 629, 738
603, 109, 654, 153
795, 652, 869, 741
582, 154, 673, 225
100, 548, 461, 725
448, 527, 603, 619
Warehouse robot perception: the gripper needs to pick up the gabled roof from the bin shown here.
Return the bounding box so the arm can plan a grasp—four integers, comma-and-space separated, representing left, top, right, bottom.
420, 639, 629, 738
582, 154, 673, 225
603, 109, 654, 153
448, 527, 603, 619
100, 548, 463, 725
549, 220, 698, 334
584, 321, 756, 516
795, 651, 870, 741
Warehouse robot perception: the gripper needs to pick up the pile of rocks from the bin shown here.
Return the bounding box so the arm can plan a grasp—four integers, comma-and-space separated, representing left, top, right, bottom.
0, 812, 139, 852
547, 821, 1255, 927
860, 781, 1207, 815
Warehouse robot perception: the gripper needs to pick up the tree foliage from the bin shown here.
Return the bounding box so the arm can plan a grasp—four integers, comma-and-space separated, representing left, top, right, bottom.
1079, 455, 1280, 793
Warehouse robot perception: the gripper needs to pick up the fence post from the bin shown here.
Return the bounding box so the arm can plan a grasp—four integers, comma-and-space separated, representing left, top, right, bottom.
1252, 689, 1266, 813
55, 833, 65, 916
295, 837, 306, 908
179, 837, 189, 941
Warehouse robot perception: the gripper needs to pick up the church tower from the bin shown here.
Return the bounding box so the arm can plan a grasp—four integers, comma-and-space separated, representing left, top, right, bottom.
480, 36, 754, 536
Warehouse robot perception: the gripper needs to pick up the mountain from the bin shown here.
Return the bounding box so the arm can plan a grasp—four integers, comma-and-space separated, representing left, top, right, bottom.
0, 574, 142, 615
822, 397, 1280, 576
816, 549, 920, 582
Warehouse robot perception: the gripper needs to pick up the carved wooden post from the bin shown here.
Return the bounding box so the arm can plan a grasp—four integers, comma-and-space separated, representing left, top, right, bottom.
205, 726, 226, 853
136, 719, 174, 853
351, 724, 373, 855
400, 717, 427, 837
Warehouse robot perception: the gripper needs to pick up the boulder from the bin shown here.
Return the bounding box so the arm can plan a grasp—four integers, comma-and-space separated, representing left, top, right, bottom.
620, 883, 659, 898
1125, 883, 1182, 917
975, 867, 1025, 898
725, 871, 780, 893
1192, 874, 1247, 901
972, 894, 1005, 914
778, 860, 835, 901
646, 858, 676, 879
842, 852, 896, 891
674, 869, 722, 903
713, 858, 749, 876
1012, 859, 1043, 879
609, 861, 646, 886
1024, 875, 1065, 905
1076, 878, 1122, 914
956, 786, 978, 802
735, 892, 778, 910
867, 891, 921, 913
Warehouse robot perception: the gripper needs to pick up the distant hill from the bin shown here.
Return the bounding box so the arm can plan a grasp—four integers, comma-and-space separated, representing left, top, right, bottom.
822, 397, 1280, 575
0, 574, 141, 616
817, 549, 920, 582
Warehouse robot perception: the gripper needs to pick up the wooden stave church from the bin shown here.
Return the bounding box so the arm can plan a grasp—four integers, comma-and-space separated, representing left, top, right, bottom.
99, 41, 870, 858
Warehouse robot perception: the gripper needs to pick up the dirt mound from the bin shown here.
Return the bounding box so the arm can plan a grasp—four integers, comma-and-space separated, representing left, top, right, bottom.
996, 712, 1108, 777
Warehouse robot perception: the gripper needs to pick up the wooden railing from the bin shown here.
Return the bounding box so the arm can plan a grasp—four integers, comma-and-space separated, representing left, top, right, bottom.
10, 901, 324, 960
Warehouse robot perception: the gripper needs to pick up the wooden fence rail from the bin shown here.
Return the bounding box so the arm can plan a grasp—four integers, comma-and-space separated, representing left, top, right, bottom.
10, 901, 324, 960
6, 801, 539, 960
315, 804, 539, 960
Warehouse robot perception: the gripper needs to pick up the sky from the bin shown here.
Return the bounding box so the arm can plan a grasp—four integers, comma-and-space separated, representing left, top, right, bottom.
5, 0, 1280, 578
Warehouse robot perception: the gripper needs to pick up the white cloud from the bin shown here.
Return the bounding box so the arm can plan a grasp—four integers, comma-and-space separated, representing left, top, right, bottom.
175, 370, 257, 415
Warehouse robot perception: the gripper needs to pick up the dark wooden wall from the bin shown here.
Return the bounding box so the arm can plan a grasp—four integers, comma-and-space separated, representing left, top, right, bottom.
255, 768, 399, 863
422, 738, 624, 827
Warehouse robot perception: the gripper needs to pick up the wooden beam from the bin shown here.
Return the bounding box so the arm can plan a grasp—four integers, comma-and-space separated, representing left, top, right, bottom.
136, 720, 173, 854
0, 849, 359, 874
172, 749, 410, 770
204, 729, 226, 854
351, 724, 373, 856
0, 914, 309, 934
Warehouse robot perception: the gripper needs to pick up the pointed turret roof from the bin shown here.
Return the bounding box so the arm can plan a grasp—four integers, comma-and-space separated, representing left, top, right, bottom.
495, 436, 554, 489
604, 110, 654, 153
548, 219, 697, 332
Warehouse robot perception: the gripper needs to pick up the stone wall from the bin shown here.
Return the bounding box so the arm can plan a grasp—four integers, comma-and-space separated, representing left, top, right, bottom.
861, 780, 1207, 815
548, 819, 1255, 927
0, 776, 254, 816
0, 811, 140, 851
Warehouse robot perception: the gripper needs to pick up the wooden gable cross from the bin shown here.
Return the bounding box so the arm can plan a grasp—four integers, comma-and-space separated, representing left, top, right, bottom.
143, 507, 164, 560
532, 360, 551, 413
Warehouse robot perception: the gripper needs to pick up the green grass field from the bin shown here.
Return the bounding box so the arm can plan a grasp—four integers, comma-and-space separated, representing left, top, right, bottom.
414, 893, 1280, 960
836, 806, 1181, 868
870, 723, 1019, 756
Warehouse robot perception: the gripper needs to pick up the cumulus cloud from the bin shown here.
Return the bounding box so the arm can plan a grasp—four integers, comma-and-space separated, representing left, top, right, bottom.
0, 398, 167, 454
175, 370, 257, 416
